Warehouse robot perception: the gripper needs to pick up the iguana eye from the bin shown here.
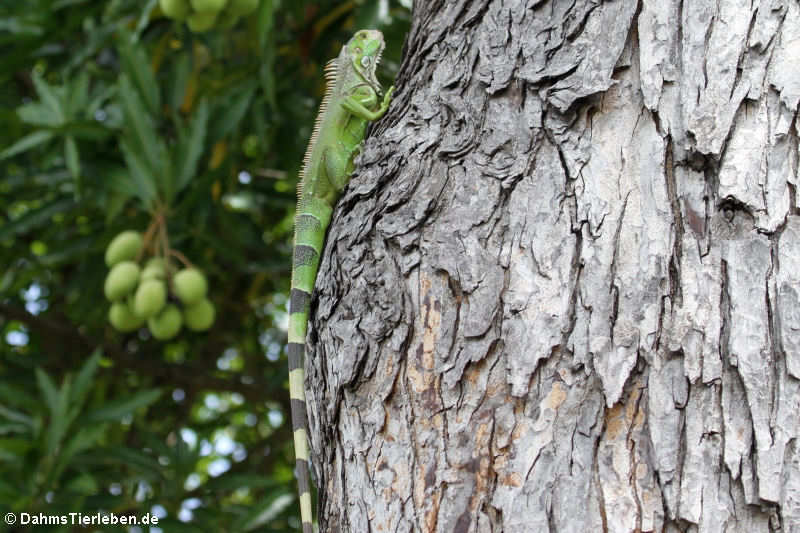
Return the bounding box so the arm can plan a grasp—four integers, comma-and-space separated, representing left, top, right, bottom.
361, 56, 370, 67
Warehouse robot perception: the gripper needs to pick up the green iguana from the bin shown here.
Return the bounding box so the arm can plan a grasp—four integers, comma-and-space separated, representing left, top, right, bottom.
288, 29, 393, 533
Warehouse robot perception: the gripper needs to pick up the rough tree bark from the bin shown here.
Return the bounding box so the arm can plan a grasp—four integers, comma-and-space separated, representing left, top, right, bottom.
305, 1, 800, 531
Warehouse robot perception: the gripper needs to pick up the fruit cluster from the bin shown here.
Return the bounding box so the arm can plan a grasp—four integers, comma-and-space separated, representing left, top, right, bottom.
159, 0, 260, 32
103, 231, 215, 340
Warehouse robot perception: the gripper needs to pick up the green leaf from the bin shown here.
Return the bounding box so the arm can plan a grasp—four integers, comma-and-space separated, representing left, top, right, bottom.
37, 369, 72, 455
210, 85, 255, 142
0, 384, 38, 411
64, 135, 80, 179
173, 99, 209, 195
0, 478, 17, 500
118, 74, 164, 178
0, 130, 54, 160
133, 0, 158, 42
0, 422, 31, 436
236, 491, 294, 531
82, 388, 162, 423
63, 472, 99, 495
70, 349, 101, 409
257, 0, 275, 56
52, 424, 107, 481
34, 368, 60, 418
89, 446, 163, 478
139, 431, 172, 457
0, 438, 33, 462
63, 120, 113, 141
118, 34, 161, 116
0, 405, 33, 428
120, 138, 158, 208
0, 447, 22, 463
0, 197, 76, 241
31, 72, 65, 126
61, 424, 105, 458
168, 51, 192, 112
0, 17, 44, 36
103, 190, 132, 225
52, 0, 91, 9
17, 102, 62, 127
85, 82, 117, 119
38, 235, 95, 266
67, 71, 90, 118
104, 163, 142, 197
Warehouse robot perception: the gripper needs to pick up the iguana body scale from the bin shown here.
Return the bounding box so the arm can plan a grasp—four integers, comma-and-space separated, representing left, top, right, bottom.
288, 30, 393, 533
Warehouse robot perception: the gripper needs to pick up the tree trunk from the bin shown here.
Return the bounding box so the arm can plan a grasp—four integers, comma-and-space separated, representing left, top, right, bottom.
306, 1, 800, 531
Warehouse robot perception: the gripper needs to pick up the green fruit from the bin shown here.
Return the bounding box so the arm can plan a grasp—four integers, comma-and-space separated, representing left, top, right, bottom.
146, 257, 167, 269
173, 268, 208, 305
148, 304, 183, 340
183, 298, 215, 331
187, 10, 219, 31
160, 0, 190, 19
105, 231, 143, 267
228, 0, 258, 15
141, 258, 167, 281
190, 0, 228, 12
104, 261, 141, 302
109, 302, 145, 332
134, 279, 167, 319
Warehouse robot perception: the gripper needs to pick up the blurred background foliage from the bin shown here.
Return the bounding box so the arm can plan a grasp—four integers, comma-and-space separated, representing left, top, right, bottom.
0, 0, 410, 531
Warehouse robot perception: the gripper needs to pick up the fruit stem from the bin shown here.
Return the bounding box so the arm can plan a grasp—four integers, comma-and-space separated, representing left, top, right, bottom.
139, 217, 160, 262
140, 205, 171, 262
168, 249, 195, 269
158, 212, 170, 268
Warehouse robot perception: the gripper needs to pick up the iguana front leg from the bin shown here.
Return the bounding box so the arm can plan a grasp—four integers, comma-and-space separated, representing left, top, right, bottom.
322, 146, 350, 192
342, 86, 395, 121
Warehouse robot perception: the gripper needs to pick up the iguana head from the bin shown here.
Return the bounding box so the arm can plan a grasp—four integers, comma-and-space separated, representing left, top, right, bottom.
346, 29, 385, 95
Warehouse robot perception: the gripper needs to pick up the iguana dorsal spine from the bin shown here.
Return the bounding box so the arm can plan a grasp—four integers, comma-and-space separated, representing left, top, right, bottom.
287, 29, 394, 533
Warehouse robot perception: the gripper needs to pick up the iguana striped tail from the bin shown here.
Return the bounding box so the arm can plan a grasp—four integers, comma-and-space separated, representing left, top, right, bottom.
288, 200, 332, 533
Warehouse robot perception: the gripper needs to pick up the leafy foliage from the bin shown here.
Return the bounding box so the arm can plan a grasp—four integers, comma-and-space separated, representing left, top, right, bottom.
0, 0, 410, 531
